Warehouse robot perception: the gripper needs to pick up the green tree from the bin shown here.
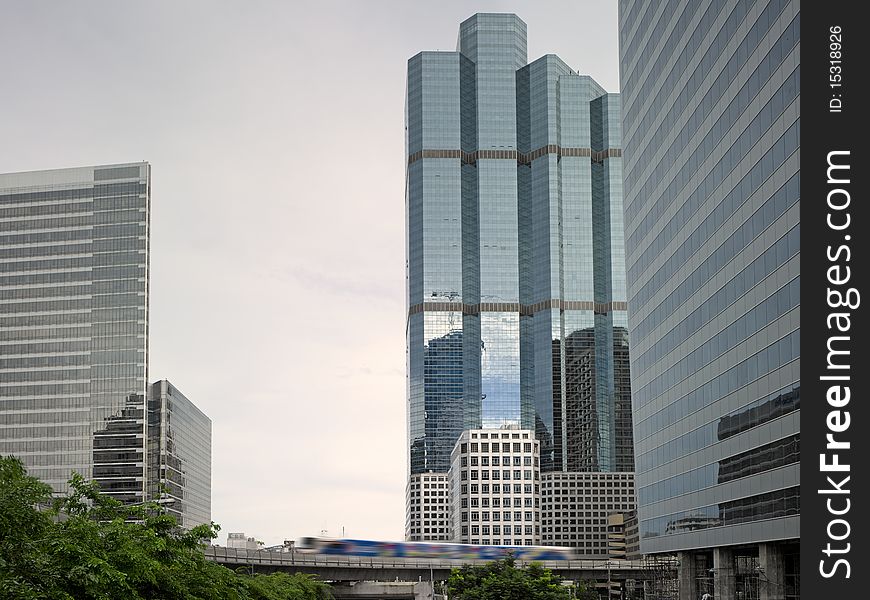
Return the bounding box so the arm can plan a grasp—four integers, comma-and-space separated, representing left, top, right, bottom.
0, 455, 331, 600
243, 572, 331, 600
447, 556, 573, 600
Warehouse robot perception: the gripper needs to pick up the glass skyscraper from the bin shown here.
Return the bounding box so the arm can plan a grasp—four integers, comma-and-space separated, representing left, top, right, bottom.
406, 14, 633, 539
148, 380, 212, 529
619, 0, 799, 597
0, 163, 151, 503
0, 164, 211, 529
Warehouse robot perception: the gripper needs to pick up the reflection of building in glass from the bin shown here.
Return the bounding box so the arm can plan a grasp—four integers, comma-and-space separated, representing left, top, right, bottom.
92, 393, 147, 504
619, 0, 800, 596
607, 511, 640, 560
0, 164, 151, 499
563, 327, 633, 473
406, 13, 634, 539
147, 380, 211, 529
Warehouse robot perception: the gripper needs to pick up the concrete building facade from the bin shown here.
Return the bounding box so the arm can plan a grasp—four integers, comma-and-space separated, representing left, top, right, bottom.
405, 472, 450, 542
449, 428, 541, 546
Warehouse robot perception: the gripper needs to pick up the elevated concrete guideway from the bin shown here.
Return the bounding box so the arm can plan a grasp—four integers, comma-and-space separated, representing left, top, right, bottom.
204, 546, 674, 583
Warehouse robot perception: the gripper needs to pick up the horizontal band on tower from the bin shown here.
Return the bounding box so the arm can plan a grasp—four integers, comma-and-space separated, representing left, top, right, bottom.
407, 146, 622, 166
407, 299, 628, 317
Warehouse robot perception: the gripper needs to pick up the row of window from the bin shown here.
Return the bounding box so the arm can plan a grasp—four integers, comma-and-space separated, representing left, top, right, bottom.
458, 469, 534, 481
459, 483, 536, 495
462, 497, 535, 508
460, 511, 536, 522
631, 116, 800, 349
625, 0, 794, 225
464, 525, 535, 536
460, 442, 533, 453
625, 0, 793, 228
0, 196, 145, 220
461, 455, 532, 467
636, 330, 799, 472
0, 223, 145, 246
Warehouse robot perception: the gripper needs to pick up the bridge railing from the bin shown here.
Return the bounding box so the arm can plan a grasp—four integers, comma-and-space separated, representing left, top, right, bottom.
204, 546, 675, 574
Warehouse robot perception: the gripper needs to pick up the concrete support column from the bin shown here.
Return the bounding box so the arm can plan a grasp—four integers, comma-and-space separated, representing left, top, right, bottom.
677, 551, 698, 600
759, 543, 785, 600
713, 547, 735, 600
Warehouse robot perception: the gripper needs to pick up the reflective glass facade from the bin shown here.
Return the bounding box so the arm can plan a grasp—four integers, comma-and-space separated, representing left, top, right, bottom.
0, 164, 150, 503
406, 14, 633, 486
148, 380, 211, 529
618, 0, 799, 554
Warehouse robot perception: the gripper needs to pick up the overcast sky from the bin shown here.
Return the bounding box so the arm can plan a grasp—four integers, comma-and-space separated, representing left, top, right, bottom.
0, 0, 619, 546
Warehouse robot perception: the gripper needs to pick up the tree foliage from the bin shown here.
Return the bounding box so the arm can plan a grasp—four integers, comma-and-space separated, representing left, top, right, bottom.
447, 556, 578, 600
0, 456, 331, 600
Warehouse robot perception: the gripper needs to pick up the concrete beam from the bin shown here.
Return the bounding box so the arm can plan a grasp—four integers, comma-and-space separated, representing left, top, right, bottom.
759, 543, 784, 600
713, 547, 735, 600
330, 581, 434, 599
677, 551, 698, 600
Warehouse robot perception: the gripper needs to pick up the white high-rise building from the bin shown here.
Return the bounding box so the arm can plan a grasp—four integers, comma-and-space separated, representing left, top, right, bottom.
405, 472, 450, 541
449, 427, 541, 546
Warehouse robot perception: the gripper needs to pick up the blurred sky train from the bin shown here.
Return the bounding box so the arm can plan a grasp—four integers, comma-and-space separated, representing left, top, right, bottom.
296, 537, 575, 561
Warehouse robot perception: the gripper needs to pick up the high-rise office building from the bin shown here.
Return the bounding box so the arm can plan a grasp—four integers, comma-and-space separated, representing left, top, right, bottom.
405, 472, 450, 542
0, 164, 211, 528
449, 428, 540, 546
148, 380, 212, 529
618, 1, 799, 597
406, 14, 634, 541
0, 163, 151, 502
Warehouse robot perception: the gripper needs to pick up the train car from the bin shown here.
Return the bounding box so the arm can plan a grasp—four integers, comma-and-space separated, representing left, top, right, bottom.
296, 537, 575, 561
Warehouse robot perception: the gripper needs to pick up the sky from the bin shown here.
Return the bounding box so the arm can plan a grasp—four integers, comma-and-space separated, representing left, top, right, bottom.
0, 0, 620, 546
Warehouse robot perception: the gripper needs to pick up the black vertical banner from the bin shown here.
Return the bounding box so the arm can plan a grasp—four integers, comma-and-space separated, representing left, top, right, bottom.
801, 2, 868, 598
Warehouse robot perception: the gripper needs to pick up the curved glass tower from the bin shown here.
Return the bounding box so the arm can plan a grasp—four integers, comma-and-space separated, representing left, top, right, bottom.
619, 0, 799, 596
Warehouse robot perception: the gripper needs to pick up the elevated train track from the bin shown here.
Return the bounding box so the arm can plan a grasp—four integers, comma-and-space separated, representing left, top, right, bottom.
204, 545, 676, 583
